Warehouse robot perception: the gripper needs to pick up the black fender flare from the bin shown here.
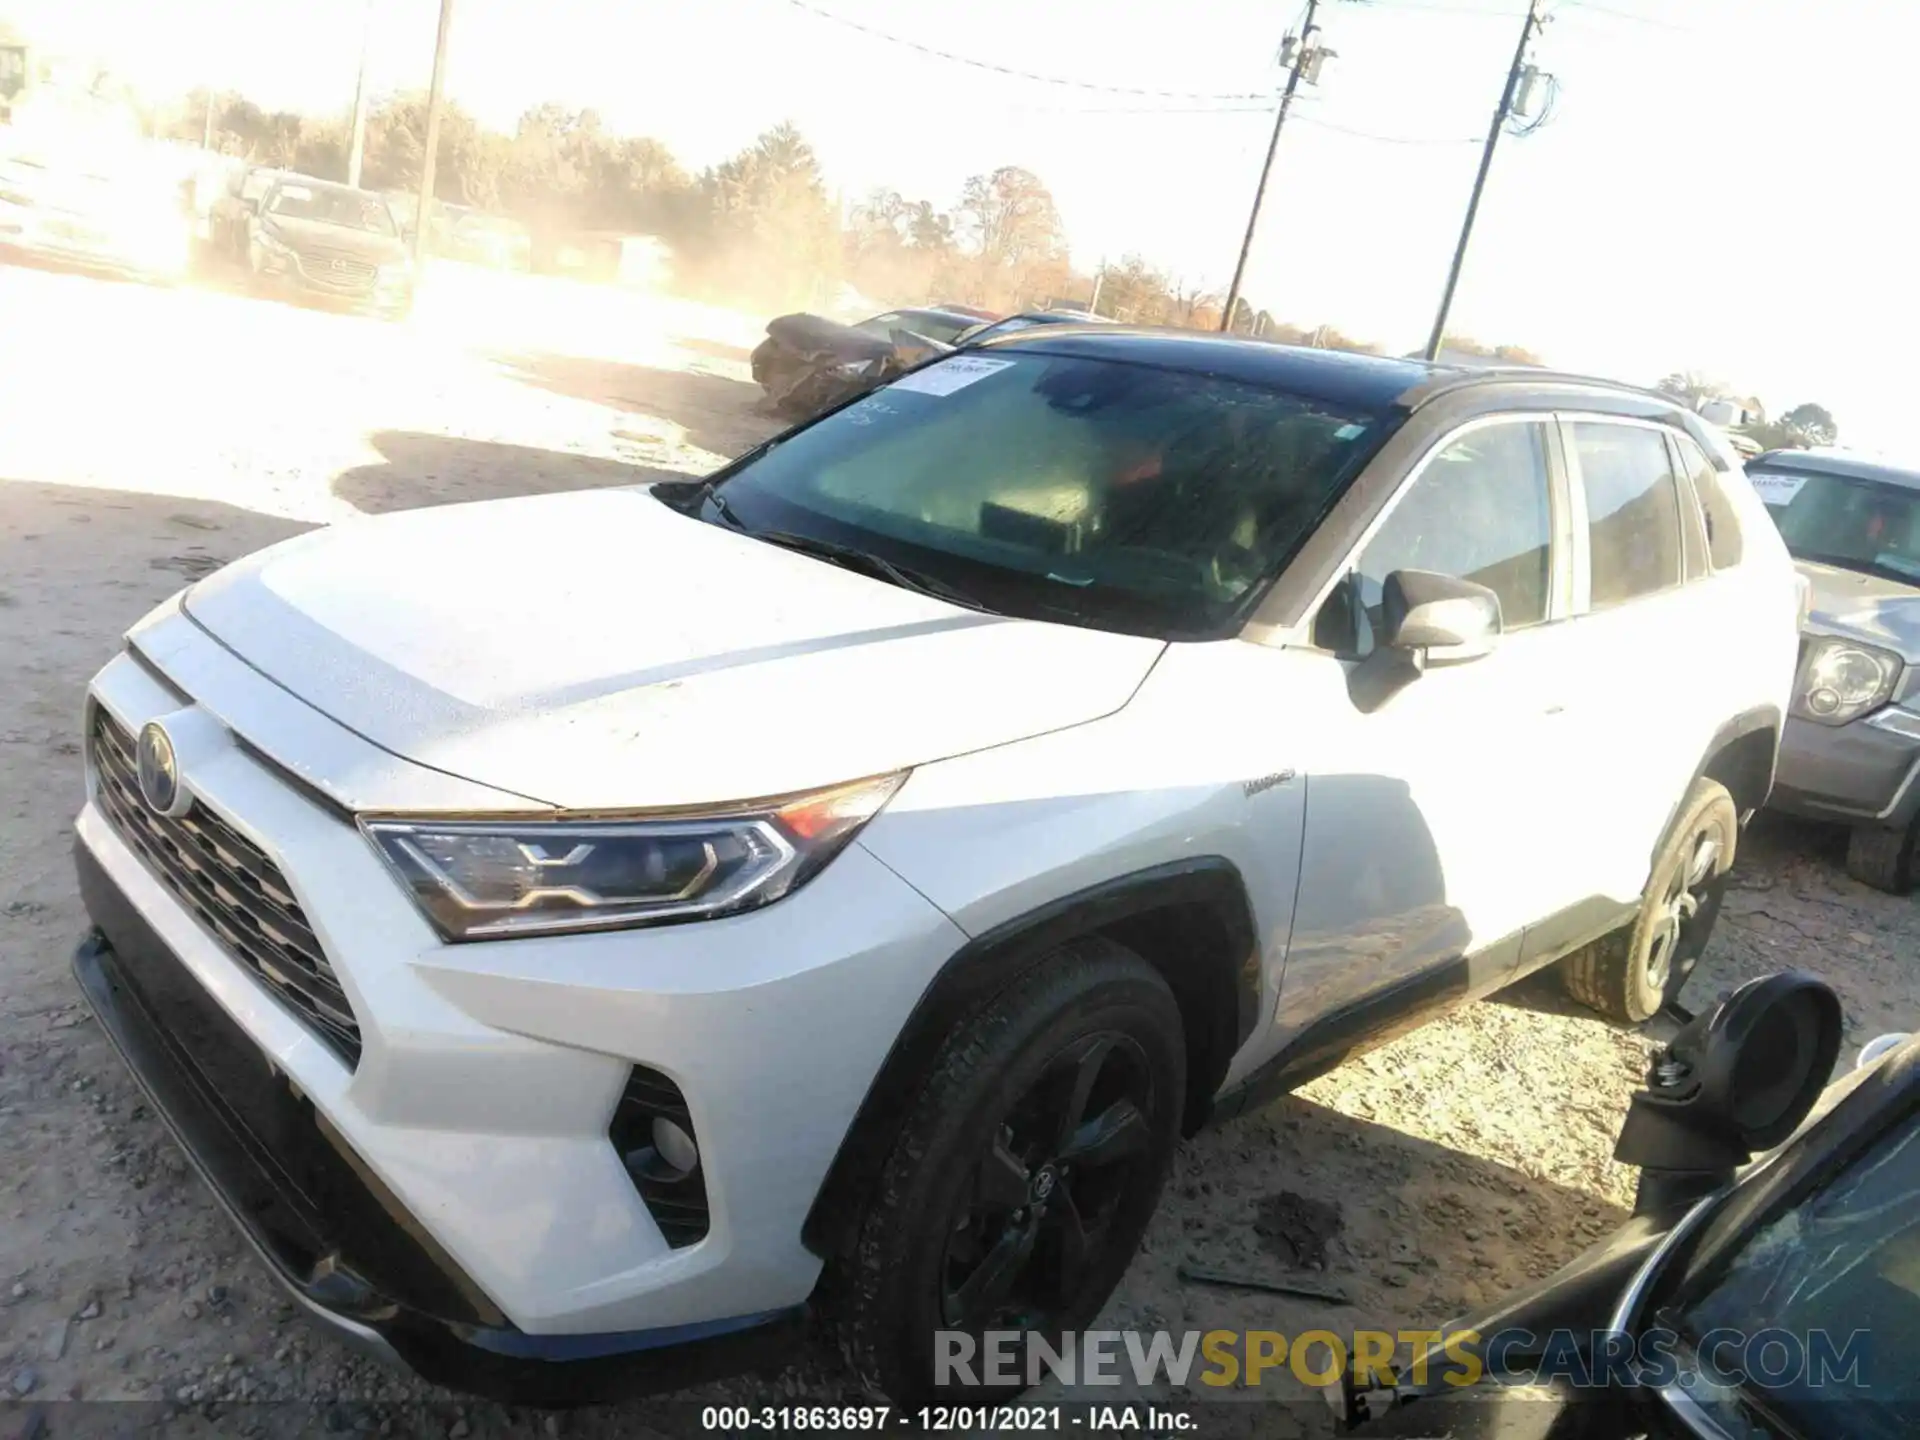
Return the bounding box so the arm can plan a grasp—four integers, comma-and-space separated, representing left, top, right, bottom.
1653, 704, 1783, 877
801, 858, 1261, 1259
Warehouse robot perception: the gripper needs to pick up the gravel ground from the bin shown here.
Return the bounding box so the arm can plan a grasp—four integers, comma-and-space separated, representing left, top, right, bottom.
1, 259, 1914, 1437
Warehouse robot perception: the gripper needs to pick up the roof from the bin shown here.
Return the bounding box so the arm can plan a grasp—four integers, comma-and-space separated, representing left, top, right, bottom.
1403, 346, 1542, 370
1749, 448, 1920, 490
979, 328, 1665, 416
983, 328, 1441, 408
886, 306, 980, 326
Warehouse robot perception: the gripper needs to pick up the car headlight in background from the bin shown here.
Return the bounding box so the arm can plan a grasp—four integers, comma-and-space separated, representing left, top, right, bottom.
1792, 636, 1903, 726
361, 771, 905, 940
256, 227, 295, 258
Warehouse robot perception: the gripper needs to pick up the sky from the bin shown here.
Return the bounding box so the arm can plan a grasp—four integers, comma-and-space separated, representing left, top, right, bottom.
8, 0, 1915, 456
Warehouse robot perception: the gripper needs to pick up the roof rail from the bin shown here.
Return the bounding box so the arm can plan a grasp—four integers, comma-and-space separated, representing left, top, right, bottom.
1395, 366, 1676, 411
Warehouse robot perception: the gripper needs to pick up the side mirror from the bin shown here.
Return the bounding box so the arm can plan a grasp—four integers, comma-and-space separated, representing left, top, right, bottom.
1616, 971, 1843, 1216
1380, 569, 1501, 663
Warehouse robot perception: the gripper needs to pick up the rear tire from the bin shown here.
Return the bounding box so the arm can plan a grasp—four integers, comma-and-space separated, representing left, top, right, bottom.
1845, 818, 1919, 894
828, 938, 1185, 1405
1565, 777, 1739, 1025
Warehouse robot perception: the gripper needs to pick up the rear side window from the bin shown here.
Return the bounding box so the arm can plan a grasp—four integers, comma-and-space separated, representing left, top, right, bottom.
1571, 422, 1682, 610
1673, 433, 1745, 570
1320, 420, 1553, 654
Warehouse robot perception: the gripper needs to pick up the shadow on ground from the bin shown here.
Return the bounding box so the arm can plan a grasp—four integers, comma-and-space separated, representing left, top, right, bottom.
672, 335, 755, 365
331, 432, 689, 515
491, 350, 779, 462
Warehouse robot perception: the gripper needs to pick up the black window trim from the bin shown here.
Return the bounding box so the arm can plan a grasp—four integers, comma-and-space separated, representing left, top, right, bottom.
1555, 411, 1693, 617
1295, 410, 1573, 657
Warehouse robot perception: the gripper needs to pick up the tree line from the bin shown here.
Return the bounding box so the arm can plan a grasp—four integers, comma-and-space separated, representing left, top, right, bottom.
1654, 372, 1839, 451
156, 87, 1833, 438
157, 88, 1519, 352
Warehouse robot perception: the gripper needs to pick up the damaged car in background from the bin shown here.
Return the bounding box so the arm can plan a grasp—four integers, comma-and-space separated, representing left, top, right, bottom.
1748, 448, 1920, 892
750, 305, 981, 417
750, 305, 1116, 419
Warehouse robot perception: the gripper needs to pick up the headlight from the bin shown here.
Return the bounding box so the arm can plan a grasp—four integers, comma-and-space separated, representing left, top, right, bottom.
257, 227, 295, 256
1793, 637, 1902, 726
361, 772, 905, 940
832, 359, 877, 378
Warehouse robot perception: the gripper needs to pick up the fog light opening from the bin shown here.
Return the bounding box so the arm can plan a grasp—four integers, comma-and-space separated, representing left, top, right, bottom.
650, 1116, 700, 1177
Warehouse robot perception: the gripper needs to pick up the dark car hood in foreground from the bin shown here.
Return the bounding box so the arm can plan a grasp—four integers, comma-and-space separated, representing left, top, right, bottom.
1796, 559, 1920, 660
261, 215, 406, 264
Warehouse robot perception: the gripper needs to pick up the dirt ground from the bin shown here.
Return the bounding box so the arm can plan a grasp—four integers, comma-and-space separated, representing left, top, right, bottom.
1, 258, 1915, 1437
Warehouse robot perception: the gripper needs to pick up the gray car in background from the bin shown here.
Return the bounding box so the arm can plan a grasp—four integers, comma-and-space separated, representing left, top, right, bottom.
1752, 448, 1920, 890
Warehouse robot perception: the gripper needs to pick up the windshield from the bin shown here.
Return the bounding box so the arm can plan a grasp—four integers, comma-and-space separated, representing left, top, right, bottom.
266, 183, 396, 236
704, 351, 1387, 638
961, 315, 1062, 344
1752, 467, 1920, 584
855, 311, 973, 345
1662, 1107, 1920, 1439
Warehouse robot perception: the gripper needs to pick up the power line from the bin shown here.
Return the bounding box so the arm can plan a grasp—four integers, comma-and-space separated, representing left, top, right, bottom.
1561, 0, 1694, 32
1294, 114, 1483, 144
1001, 102, 1280, 115
780, 0, 1276, 102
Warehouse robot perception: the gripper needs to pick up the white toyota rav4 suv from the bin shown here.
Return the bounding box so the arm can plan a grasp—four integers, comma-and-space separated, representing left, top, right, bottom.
71, 331, 1800, 1405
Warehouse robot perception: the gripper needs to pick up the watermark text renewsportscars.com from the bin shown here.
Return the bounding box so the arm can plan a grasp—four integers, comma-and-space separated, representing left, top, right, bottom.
935, 1326, 1874, 1391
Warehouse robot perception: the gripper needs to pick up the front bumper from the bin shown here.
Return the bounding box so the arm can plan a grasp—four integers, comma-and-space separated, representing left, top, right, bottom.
255, 250, 410, 313
74, 629, 969, 1391
71, 884, 800, 1405
1771, 711, 1920, 829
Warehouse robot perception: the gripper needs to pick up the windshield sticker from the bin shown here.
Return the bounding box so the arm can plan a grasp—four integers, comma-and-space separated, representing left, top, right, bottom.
843, 396, 900, 427
888, 355, 1016, 397
1748, 472, 1808, 507
1333, 424, 1366, 441
275, 184, 314, 201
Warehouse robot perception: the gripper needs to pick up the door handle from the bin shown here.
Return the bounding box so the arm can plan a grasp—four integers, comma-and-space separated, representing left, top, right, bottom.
1543, 703, 1567, 716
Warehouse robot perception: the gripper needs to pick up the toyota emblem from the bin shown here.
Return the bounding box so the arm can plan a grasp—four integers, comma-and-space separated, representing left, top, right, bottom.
136, 721, 184, 816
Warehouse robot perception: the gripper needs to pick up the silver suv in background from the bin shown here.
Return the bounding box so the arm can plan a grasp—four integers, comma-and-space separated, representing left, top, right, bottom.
1750, 448, 1920, 890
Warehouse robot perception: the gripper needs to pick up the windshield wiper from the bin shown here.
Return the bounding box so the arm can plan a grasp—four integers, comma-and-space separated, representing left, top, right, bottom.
752, 529, 986, 611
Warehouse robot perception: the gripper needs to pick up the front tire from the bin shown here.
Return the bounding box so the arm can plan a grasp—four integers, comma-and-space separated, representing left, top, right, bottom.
830, 938, 1185, 1404
1845, 818, 1919, 894
1565, 777, 1739, 1025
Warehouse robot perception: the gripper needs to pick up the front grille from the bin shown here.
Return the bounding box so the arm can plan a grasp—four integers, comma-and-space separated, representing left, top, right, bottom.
88, 709, 362, 1067
294, 249, 377, 291
609, 1066, 710, 1248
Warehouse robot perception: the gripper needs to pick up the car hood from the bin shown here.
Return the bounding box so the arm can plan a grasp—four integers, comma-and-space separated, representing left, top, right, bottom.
1795, 559, 1920, 661
181, 489, 1165, 810
262, 215, 406, 263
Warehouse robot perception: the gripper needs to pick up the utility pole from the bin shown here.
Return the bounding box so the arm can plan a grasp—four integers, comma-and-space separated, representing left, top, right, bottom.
201, 90, 214, 150
1088, 256, 1106, 316
1219, 0, 1332, 334
346, 0, 374, 188
412, 0, 455, 267
1423, 0, 1550, 361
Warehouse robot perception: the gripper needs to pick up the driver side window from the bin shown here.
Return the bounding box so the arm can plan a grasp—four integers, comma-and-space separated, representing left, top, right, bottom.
1316, 420, 1554, 657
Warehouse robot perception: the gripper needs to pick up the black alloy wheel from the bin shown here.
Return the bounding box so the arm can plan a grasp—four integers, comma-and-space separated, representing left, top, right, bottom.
830, 938, 1186, 1404
939, 1031, 1157, 1331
